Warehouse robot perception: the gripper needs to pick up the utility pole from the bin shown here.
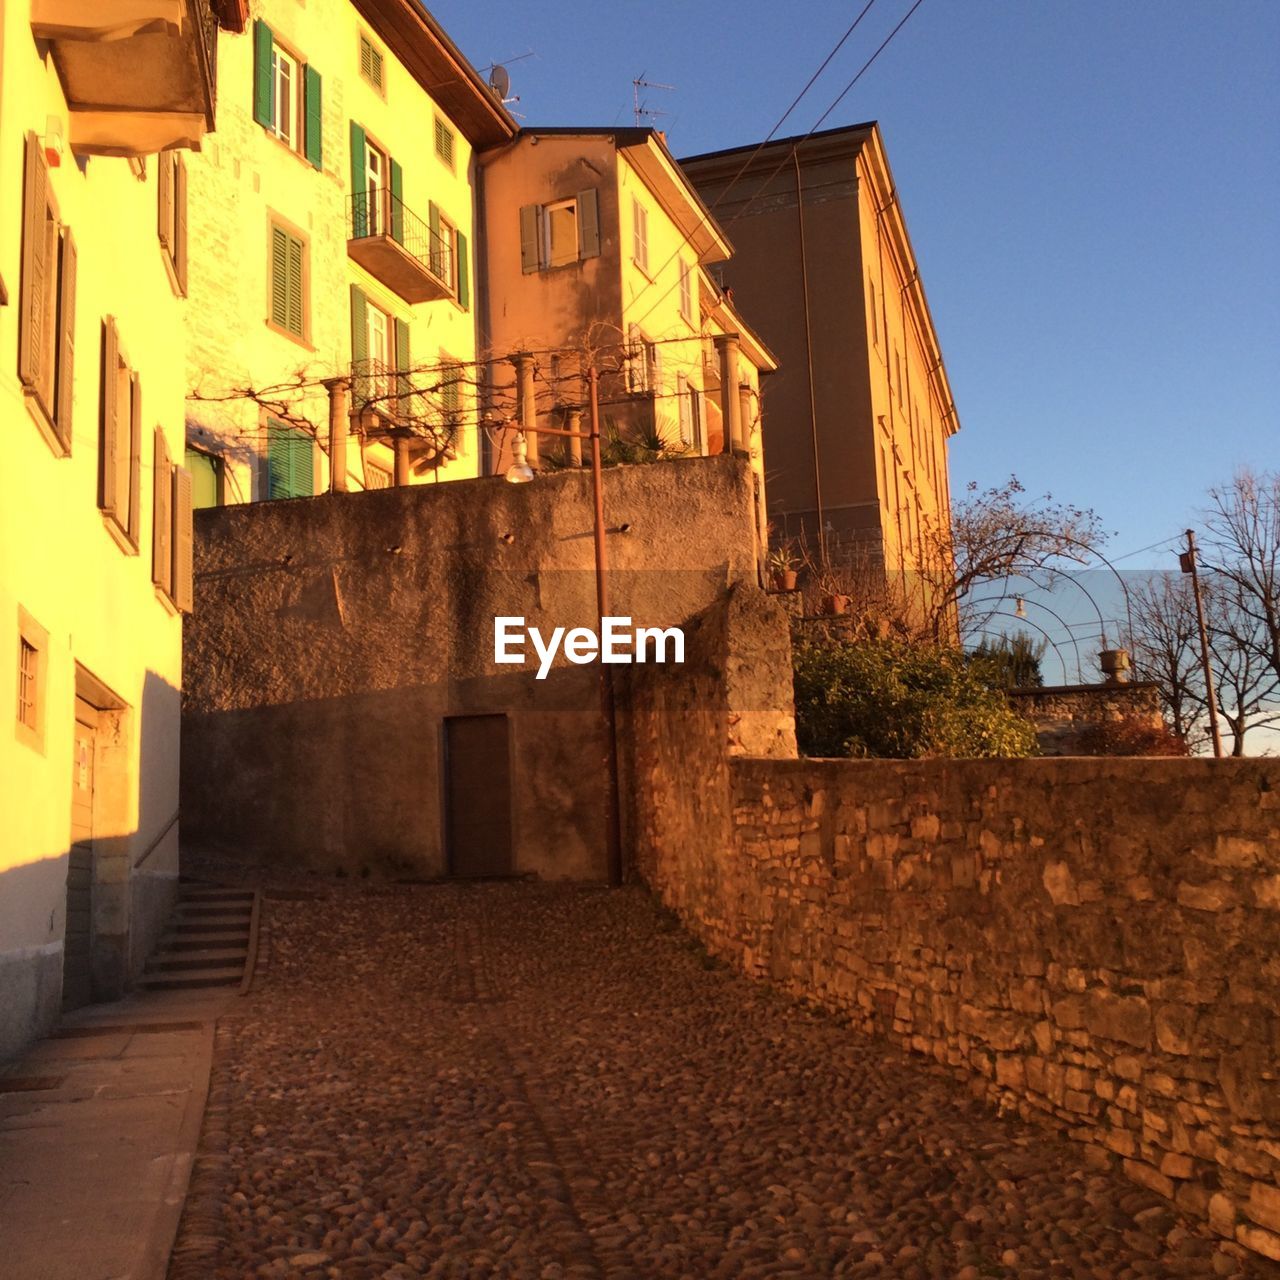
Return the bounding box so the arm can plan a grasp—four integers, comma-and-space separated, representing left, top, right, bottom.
1180, 529, 1223, 759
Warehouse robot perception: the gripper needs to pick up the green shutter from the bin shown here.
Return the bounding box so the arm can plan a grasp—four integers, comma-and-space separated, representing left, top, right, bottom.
389, 157, 404, 244
350, 122, 367, 236
394, 317, 410, 410
267, 423, 313, 499
428, 201, 442, 278
304, 66, 323, 170
286, 234, 303, 337
290, 432, 314, 497
270, 225, 288, 329
253, 21, 274, 128
350, 284, 368, 407
455, 230, 470, 309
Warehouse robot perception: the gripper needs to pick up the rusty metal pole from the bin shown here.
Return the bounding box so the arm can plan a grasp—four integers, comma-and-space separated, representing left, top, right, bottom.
589, 367, 623, 887
1183, 529, 1224, 759
325, 376, 351, 493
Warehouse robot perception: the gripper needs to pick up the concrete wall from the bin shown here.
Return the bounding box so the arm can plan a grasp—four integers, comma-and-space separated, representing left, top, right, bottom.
0, 12, 185, 1057
182, 455, 761, 880
628, 599, 1280, 1262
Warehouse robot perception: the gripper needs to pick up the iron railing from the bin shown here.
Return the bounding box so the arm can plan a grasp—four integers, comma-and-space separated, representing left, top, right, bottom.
349, 358, 463, 455
347, 189, 453, 290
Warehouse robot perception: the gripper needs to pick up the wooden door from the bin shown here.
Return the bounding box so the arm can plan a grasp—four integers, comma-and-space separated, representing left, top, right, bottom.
63, 700, 96, 1010
444, 715, 513, 878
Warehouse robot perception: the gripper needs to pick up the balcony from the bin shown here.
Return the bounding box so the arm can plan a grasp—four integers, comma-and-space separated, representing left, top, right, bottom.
34, 0, 217, 156
347, 191, 454, 305
349, 360, 459, 468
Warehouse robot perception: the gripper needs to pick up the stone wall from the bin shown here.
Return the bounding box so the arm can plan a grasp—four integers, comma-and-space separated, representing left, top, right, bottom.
629, 598, 1280, 1261
1009, 682, 1167, 755
183, 456, 760, 881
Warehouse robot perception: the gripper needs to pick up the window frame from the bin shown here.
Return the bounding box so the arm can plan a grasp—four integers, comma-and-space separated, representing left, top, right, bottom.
15, 608, 49, 755
679, 260, 695, 324
185, 444, 225, 510
266, 217, 310, 345
157, 150, 188, 296
632, 197, 649, 275
358, 32, 386, 95
544, 197, 579, 270
269, 40, 302, 151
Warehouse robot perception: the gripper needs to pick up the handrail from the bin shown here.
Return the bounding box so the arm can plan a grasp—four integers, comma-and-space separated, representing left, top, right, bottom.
133, 809, 181, 870
347, 189, 453, 289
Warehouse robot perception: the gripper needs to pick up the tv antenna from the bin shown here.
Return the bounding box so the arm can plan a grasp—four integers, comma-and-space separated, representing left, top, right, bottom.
632, 72, 674, 128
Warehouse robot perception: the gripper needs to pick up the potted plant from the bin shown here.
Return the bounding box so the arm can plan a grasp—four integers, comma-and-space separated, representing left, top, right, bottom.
766, 542, 799, 592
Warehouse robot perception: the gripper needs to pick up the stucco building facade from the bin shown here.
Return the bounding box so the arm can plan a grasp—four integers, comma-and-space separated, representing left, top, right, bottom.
0, 0, 210, 1057
182, 0, 514, 507
681, 124, 959, 590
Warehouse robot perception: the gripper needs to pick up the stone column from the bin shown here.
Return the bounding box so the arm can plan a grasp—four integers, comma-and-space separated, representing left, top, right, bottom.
512, 352, 538, 467
393, 436, 411, 486
325, 377, 351, 493
566, 407, 584, 466
715, 334, 743, 454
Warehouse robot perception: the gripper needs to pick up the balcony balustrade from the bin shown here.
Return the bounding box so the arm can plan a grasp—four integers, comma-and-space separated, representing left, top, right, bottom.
347, 190, 455, 305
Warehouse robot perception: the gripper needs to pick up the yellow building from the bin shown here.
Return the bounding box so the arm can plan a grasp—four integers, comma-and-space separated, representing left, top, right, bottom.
0, 0, 213, 1056
681, 124, 960, 600
476, 128, 776, 558
183, 0, 513, 505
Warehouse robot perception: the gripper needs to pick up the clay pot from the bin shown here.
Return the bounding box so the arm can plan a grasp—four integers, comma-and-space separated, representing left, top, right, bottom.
773, 569, 798, 592
822, 593, 851, 616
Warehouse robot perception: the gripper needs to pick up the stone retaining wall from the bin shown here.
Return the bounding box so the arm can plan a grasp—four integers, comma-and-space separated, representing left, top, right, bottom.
628, 593, 1280, 1262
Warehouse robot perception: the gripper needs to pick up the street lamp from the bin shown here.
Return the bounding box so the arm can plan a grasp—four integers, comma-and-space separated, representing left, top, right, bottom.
498, 367, 623, 886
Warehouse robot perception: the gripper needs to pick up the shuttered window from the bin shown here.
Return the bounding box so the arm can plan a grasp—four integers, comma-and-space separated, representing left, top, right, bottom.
172, 466, 195, 613
152, 429, 173, 595
185, 447, 223, 509
679, 260, 694, 324
152, 431, 193, 611
266, 422, 315, 500
434, 117, 455, 171
254, 21, 322, 169
157, 152, 188, 295
99, 318, 142, 550
519, 189, 600, 273
19, 132, 76, 455
632, 198, 649, 274
269, 223, 306, 340
359, 34, 385, 93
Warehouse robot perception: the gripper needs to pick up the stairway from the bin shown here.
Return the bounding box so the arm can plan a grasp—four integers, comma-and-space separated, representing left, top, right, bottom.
141, 883, 257, 991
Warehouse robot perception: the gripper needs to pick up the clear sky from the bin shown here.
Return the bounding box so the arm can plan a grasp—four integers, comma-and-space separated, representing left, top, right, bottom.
431, 0, 1279, 573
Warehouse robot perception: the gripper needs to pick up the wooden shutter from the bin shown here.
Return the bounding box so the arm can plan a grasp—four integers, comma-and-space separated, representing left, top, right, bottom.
267, 423, 288, 498
304, 66, 323, 170
290, 432, 314, 497
19, 133, 51, 395
455, 230, 470, 310
389, 157, 404, 243
577, 188, 600, 259
172, 465, 194, 612
174, 157, 188, 295
286, 233, 304, 337
253, 20, 274, 127
427, 201, 442, 278
152, 429, 172, 592
56, 228, 76, 451
394, 317, 411, 414
349, 122, 367, 235
100, 319, 119, 513
270, 225, 289, 329
519, 204, 541, 274
157, 153, 173, 255
349, 285, 368, 407
127, 372, 142, 543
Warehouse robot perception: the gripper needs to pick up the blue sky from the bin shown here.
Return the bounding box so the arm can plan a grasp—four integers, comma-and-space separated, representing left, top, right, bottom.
433, 0, 1279, 573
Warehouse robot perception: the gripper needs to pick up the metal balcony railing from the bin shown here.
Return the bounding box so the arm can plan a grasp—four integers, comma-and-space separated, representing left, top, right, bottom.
349, 360, 463, 458
347, 190, 454, 302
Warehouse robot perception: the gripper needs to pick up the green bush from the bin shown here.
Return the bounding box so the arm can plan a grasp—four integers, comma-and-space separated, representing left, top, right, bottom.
793, 637, 1038, 759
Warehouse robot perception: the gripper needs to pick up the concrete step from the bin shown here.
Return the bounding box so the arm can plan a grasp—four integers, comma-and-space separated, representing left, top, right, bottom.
146, 950, 247, 973
177, 905, 252, 919
168, 920, 248, 935
179, 890, 254, 904
139, 972, 243, 990
160, 935, 249, 953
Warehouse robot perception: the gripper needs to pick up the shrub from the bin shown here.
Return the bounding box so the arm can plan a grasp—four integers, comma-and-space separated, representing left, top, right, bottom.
1075, 716, 1191, 757
792, 637, 1039, 759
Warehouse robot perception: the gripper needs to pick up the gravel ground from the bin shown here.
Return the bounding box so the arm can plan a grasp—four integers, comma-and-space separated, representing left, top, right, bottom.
169, 878, 1277, 1279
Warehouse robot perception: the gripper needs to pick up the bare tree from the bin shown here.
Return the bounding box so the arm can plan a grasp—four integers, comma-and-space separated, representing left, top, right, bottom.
1206, 578, 1280, 756
1128, 574, 1207, 746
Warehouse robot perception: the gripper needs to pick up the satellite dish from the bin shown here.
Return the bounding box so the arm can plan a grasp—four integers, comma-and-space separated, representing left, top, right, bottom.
489, 64, 511, 100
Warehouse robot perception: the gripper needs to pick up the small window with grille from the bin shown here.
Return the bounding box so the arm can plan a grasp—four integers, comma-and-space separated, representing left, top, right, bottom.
16, 609, 48, 753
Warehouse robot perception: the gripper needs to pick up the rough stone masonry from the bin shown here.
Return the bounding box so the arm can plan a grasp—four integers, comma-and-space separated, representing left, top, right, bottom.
626, 586, 1280, 1264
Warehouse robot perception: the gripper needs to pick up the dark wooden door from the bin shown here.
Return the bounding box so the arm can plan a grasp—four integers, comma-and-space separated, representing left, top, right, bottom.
444, 715, 513, 878
64, 700, 96, 1011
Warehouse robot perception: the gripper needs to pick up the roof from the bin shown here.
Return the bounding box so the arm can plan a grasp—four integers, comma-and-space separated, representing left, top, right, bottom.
679, 120, 878, 167
352, 0, 516, 147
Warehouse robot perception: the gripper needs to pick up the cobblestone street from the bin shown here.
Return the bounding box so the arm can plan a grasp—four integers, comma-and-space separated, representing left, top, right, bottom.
169, 881, 1276, 1280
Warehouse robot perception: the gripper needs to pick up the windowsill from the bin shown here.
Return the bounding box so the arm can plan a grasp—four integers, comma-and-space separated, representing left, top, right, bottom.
15, 719, 45, 755
632, 257, 654, 282
101, 511, 140, 556
265, 318, 315, 352
262, 125, 318, 172
25, 391, 70, 459
154, 586, 180, 617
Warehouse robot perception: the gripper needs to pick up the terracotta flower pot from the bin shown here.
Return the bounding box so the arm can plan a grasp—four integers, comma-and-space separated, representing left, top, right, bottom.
773, 569, 798, 592
822, 593, 851, 616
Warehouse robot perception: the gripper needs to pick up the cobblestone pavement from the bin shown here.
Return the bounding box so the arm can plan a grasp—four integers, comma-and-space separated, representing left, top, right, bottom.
169, 880, 1277, 1280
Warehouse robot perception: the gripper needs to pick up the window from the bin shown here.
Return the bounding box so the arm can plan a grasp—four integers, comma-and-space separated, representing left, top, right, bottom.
266, 422, 315, 500
434, 117, 455, 171
350, 286, 409, 416
679, 261, 695, 324
186, 447, 224, 509
253, 21, 323, 169
349, 124, 399, 239
545, 198, 578, 269
152, 431, 194, 612
519, 191, 600, 272
430, 204, 457, 289
632, 197, 649, 274
16, 609, 49, 753
358, 33, 385, 94
268, 222, 307, 341
157, 151, 188, 295
365, 301, 396, 405
677, 374, 702, 451
627, 327, 659, 394
365, 139, 387, 234
19, 132, 76, 455
99, 318, 141, 550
